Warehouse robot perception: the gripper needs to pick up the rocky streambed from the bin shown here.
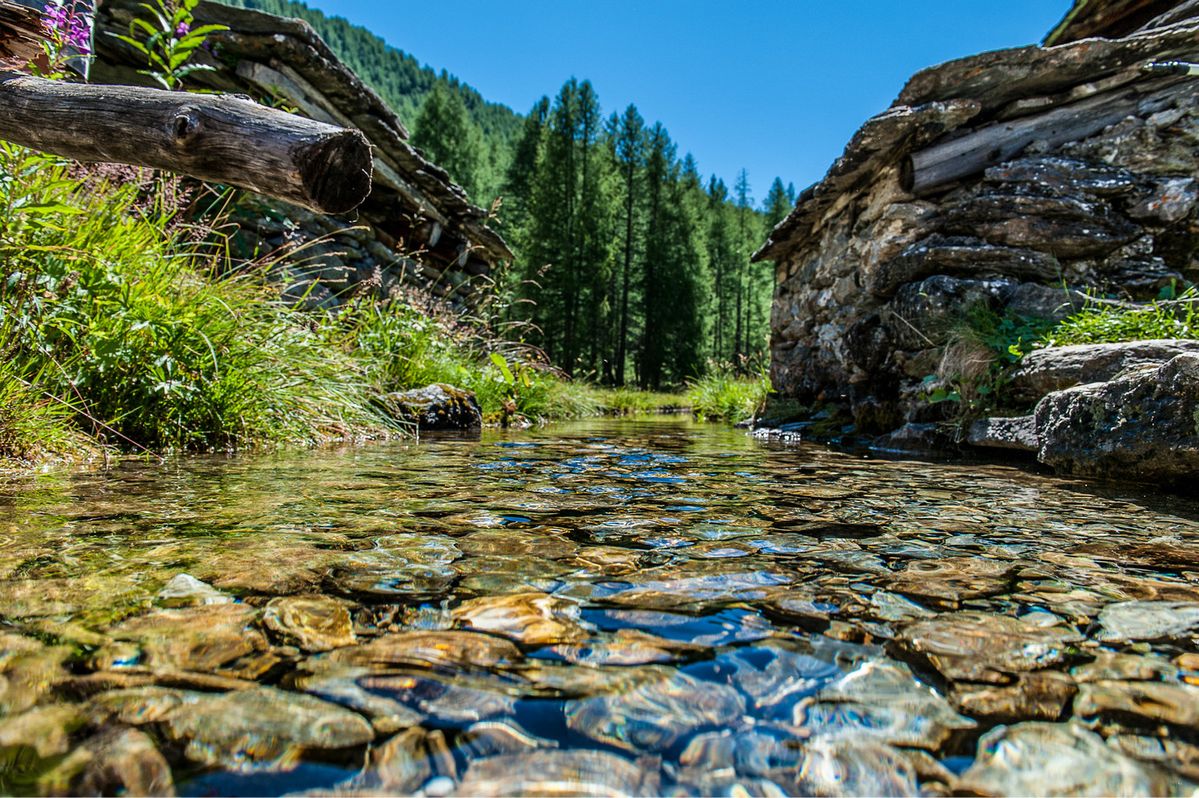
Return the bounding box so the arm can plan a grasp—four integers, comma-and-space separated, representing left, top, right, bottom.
0, 418, 1198, 796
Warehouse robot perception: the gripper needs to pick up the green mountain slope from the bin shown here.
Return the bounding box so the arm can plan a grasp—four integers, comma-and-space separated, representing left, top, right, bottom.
215, 0, 519, 198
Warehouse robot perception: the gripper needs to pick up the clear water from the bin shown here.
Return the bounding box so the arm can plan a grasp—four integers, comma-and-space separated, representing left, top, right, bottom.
1, 418, 1197, 796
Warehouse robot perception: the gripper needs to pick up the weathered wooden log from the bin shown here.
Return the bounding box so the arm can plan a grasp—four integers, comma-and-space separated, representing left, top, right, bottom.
0, 0, 40, 67
0, 69, 373, 213
901, 80, 1184, 196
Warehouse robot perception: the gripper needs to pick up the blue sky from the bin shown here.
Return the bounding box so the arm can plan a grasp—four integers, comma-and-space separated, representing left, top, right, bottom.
305, 1, 1070, 203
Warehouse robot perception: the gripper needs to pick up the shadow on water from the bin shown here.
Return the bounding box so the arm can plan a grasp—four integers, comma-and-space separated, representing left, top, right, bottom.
0, 416, 1198, 796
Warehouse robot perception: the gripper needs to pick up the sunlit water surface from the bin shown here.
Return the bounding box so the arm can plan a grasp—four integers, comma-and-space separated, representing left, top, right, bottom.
1, 418, 1198, 796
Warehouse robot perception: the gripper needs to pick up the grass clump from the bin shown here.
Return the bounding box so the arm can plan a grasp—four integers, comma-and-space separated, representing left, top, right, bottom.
586, 387, 685, 416
1041, 290, 1199, 346
337, 299, 599, 423
687, 364, 771, 423
0, 144, 394, 455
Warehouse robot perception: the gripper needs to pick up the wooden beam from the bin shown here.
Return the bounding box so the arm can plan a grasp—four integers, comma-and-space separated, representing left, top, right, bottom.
0, 69, 373, 214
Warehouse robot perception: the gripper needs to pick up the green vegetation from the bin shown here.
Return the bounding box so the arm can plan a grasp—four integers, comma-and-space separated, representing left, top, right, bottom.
923, 291, 1199, 421
924, 304, 1055, 416
687, 366, 771, 423
0, 145, 604, 466
503, 81, 791, 389
213, 0, 795, 392
114, 0, 228, 90
586, 387, 684, 416
1042, 292, 1199, 346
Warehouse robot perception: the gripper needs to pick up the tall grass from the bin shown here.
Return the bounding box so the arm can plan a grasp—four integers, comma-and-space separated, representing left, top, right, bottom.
0, 144, 607, 465
0, 144, 402, 453
687, 365, 771, 423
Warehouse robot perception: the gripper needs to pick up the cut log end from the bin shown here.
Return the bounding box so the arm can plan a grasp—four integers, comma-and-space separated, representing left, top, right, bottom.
297, 128, 373, 215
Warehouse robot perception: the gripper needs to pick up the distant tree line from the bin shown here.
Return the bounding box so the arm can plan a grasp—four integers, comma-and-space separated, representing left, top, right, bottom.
217, 0, 796, 388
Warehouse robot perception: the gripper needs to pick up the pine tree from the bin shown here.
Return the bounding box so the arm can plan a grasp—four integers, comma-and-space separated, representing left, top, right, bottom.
706, 177, 735, 363
412, 80, 483, 199
610, 104, 645, 386
763, 177, 792, 228
733, 169, 752, 363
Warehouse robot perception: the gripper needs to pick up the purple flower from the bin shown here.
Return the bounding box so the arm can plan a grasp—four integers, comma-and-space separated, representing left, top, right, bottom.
175, 21, 190, 38
41, 2, 91, 56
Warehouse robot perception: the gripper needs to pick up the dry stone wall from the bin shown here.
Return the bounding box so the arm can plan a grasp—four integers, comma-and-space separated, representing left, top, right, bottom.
759, 15, 1199, 442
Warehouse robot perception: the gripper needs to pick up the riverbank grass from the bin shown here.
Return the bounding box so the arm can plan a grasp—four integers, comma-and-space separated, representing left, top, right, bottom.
687, 367, 771, 423
0, 145, 599, 465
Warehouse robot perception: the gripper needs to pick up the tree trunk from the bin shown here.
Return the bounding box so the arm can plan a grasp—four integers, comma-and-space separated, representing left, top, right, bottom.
0, 0, 40, 67
0, 69, 373, 213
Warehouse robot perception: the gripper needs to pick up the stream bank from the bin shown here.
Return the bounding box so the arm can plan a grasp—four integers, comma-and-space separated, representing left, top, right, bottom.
757, 0, 1199, 484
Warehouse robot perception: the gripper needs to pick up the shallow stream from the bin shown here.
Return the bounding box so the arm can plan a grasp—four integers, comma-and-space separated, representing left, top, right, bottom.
1, 418, 1198, 796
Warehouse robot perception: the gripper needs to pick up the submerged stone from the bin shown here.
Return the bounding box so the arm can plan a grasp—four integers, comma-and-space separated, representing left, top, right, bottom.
356, 673, 516, 725
453, 749, 657, 797
451, 592, 587, 646
164, 686, 374, 770
894, 611, 1082, 683
326, 631, 522, 672
89, 686, 196, 726
951, 671, 1077, 723
550, 628, 705, 666
351, 727, 436, 794
456, 720, 556, 759
263, 595, 356, 652
887, 558, 1017, 607
678, 728, 806, 779
293, 667, 425, 734
67, 728, 174, 798
0, 704, 86, 759
801, 659, 975, 751
958, 722, 1170, 796
1075, 680, 1199, 729
720, 643, 842, 720
565, 670, 745, 752
795, 739, 920, 797
1072, 651, 1180, 683
155, 574, 232, 608
0, 634, 71, 717
1097, 601, 1199, 643
105, 604, 268, 674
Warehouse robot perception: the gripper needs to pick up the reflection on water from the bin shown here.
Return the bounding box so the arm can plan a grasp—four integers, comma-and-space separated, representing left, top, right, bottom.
1, 418, 1198, 796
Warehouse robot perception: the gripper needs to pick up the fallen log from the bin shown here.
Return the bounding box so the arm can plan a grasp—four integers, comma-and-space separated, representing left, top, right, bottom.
0, 69, 373, 213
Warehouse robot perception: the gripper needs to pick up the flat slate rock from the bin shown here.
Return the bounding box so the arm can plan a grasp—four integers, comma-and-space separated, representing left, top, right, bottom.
1097, 600, 1199, 643
1012, 340, 1199, 400
163, 686, 374, 770
1075, 680, 1199, 729
453, 749, 658, 797
894, 611, 1082, 683
958, 722, 1171, 796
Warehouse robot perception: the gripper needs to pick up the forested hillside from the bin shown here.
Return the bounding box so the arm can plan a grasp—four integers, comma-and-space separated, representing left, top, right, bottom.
215, 0, 521, 201
215, 0, 796, 388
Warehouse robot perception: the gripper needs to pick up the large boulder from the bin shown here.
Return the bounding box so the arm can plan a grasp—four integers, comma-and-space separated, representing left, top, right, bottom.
1011, 340, 1199, 400
381, 383, 482, 431
1034, 353, 1199, 481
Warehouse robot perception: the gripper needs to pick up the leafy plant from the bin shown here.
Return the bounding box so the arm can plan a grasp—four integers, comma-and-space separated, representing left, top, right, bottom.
31, 0, 93, 80
923, 304, 1055, 415
113, 0, 228, 90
